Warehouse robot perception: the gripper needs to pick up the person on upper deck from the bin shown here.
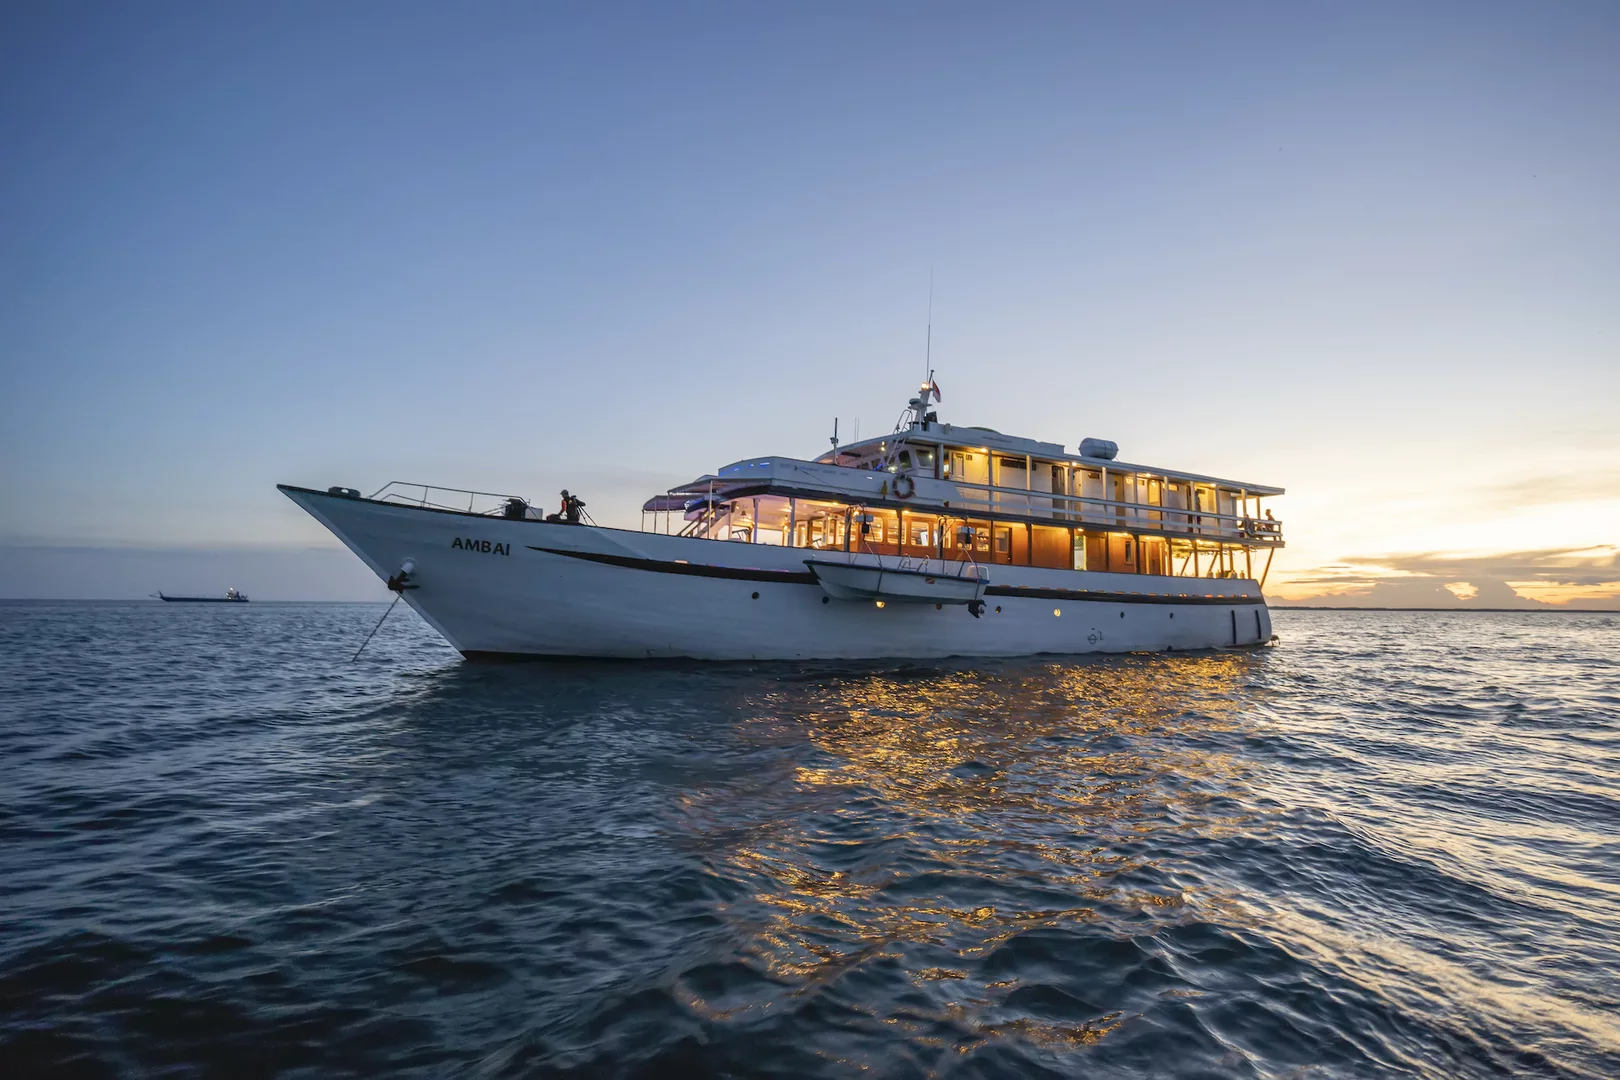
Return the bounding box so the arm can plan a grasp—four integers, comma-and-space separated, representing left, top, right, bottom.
546, 489, 587, 525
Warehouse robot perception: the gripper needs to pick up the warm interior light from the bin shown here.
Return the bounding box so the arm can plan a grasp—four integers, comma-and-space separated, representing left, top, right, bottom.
1054, 608, 1061, 616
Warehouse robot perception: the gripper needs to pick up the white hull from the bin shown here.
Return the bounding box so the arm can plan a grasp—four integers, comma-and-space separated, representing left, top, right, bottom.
281, 486, 1274, 660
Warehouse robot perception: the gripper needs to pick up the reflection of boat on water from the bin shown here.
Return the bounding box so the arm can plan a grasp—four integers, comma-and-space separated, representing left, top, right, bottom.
279, 376, 1285, 660
691, 655, 1261, 1035
155, 588, 249, 603
805, 558, 988, 606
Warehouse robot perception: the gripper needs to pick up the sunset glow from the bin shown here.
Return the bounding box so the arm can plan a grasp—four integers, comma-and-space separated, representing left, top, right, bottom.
1, 6, 1614, 605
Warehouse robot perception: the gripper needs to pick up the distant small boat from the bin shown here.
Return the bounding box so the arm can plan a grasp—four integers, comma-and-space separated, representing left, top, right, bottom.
155, 588, 249, 603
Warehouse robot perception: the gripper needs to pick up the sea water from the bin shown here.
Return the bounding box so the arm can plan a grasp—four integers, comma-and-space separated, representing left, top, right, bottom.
1, 602, 1616, 1077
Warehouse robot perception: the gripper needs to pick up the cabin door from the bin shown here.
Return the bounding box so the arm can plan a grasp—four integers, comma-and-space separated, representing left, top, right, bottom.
993, 526, 1014, 565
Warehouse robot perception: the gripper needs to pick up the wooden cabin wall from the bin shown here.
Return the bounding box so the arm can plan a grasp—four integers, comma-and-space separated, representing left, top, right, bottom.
1031, 525, 1070, 569
1004, 525, 1026, 566
1141, 537, 1169, 576
1084, 531, 1107, 570
1108, 532, 1137, 572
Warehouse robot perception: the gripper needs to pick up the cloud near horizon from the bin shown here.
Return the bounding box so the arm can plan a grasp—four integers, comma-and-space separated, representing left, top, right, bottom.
1273, 545, 1620, 608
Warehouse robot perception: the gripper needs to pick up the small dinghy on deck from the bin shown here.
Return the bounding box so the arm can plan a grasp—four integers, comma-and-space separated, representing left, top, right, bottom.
805, 559, 988, 605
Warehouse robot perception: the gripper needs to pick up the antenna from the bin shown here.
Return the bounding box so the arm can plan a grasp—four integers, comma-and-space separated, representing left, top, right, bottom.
830, 417, 839, 452
925, 267, 933, 384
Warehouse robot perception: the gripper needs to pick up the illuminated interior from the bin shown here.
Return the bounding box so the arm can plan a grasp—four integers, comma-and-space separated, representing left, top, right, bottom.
640, 426, 1285, 583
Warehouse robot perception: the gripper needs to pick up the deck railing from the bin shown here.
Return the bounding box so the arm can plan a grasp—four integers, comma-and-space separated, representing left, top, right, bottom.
933, 478, 1283, 544
661, 466, 1283, 545
368, 481, 529, 517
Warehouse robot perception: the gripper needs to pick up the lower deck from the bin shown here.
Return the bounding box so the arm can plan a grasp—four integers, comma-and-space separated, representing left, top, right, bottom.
650, 497, 1276, 582
280, 484, 1275, 660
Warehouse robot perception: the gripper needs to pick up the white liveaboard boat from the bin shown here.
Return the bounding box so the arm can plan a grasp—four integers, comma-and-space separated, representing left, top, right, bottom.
280, 381, 1285, 660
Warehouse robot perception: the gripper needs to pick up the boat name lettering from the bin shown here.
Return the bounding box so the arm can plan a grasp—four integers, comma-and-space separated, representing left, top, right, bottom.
451, 537, 509, 556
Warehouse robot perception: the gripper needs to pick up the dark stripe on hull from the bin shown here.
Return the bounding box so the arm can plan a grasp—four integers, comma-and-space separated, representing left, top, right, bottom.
527, 546, 1264, 606
983, 585, 1263, 606
527, 545, 817, 584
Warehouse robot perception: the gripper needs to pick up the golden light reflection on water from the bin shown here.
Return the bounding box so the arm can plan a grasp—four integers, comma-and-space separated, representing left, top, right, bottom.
671, 653, 1268, 1048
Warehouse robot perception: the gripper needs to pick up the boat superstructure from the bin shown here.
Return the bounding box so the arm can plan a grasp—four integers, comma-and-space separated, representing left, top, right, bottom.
280, 381, 1284, 660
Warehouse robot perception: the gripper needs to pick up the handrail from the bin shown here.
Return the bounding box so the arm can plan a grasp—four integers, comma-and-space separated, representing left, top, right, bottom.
922, 473, 1276, 530
671, 466, 1284, 545
368, 480, 529, 516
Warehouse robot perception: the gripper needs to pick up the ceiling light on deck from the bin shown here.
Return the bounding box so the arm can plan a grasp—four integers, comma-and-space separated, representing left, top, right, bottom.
1053, 608, 1062, 617
875, 601, 886, 609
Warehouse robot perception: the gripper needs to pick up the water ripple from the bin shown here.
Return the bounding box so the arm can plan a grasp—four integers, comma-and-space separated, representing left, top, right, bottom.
0, 601, 1616, 1077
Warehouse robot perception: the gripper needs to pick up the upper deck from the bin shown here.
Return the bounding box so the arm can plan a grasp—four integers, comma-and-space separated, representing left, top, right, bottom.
642, 381, 1284, 582
815, 423, 1282, 498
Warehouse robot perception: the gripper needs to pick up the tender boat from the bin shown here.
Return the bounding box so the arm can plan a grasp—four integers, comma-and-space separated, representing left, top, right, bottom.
279, 379, 1285, 660
804, 557, 988, 606
156, 587, 249, 603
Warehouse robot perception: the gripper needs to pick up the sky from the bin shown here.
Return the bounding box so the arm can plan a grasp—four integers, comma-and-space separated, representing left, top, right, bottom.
2, 2, 1616, 604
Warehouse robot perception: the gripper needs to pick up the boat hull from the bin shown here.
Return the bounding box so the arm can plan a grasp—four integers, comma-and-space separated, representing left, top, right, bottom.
158, 594, 248, 603
279, 485, 1274, 660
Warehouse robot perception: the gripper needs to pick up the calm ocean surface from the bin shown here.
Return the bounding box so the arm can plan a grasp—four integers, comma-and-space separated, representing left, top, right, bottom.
1, 602, 1617, 1079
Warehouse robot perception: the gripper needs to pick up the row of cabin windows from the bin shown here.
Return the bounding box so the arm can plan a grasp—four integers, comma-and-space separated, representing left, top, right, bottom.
787, 509, 1192, 574
878, 449, 1231, 515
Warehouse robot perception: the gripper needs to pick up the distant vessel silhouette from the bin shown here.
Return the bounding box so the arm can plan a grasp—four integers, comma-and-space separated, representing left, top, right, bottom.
155, 588, 249, 603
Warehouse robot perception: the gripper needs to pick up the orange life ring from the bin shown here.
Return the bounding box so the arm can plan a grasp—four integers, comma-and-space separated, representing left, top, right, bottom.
894, 474, 916, 499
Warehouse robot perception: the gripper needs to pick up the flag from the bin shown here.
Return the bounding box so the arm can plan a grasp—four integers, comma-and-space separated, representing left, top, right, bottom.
928, 379, 942, 402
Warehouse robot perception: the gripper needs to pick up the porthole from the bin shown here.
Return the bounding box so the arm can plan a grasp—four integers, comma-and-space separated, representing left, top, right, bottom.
1053, 608, 1061, 617
822, 596, 830, 604
1119, 611, 1125, 618
751, 592, 759, 600
995, 606, 1002, 614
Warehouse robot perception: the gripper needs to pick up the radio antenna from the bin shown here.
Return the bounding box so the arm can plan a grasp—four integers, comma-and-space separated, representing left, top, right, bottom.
925, 267, 933, 383
829, 417, 839, 452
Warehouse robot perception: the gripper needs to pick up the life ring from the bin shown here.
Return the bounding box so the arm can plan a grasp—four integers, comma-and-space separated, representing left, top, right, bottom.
893, 474, 916, 499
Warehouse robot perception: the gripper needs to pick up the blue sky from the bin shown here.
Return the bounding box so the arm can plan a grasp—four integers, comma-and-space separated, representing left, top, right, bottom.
2, 2, 1617, 601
